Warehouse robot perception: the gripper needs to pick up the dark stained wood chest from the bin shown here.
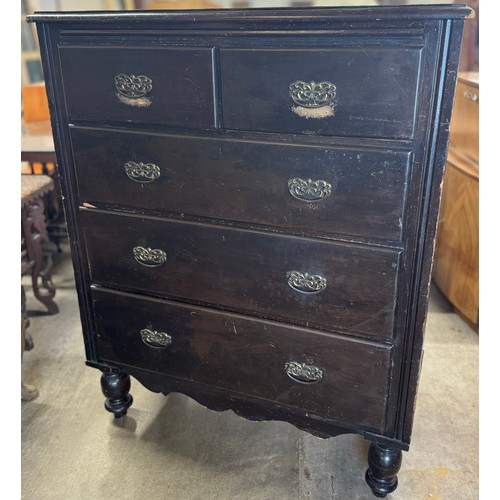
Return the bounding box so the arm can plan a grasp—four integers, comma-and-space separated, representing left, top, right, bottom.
28, 5, 471, 496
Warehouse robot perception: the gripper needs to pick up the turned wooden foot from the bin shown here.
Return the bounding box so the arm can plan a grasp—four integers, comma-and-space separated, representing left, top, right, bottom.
100, 370, 133, 418
365, 442, 402, 498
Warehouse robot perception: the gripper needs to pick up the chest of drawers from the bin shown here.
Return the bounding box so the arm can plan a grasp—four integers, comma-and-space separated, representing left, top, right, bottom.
29, 5, 470, 496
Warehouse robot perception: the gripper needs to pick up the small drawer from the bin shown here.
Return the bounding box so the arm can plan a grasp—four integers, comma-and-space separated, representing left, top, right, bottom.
71, 126, 411, 242
220, 47, 422, 139
81, 209, 401, 341
59, 46, 215, 128
92, 287, 393, 432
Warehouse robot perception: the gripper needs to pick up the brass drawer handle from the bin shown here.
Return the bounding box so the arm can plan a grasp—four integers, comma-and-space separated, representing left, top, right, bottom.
140, 328, 172, 348
289, 80, 337, 118
133, 246, 167, 267
288, 177, 332, 202
289, 80, 336, 108
124, 161, 161, 183
286, 271, 327, 293
114, 73, 152, 99
285, 361, 323, 384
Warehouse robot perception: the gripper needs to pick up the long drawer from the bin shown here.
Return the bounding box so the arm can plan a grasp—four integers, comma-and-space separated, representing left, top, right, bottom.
59, 46, 215, 128
220, 47, 422, 139
71, 126, 411, 242
81, 209, 401, 340
91, 287, 393, 432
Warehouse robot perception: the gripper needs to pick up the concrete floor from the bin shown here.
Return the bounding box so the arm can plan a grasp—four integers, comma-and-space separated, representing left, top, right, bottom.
21, 241, 478, 499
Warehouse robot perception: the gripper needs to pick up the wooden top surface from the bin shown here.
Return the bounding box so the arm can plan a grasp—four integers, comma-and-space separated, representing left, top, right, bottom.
22, 174, 54, 206
27, 4, 473, 24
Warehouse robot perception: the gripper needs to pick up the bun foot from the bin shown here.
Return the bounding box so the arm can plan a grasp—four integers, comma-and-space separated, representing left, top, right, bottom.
100, 370, 133, 418
365, 442, 402, 497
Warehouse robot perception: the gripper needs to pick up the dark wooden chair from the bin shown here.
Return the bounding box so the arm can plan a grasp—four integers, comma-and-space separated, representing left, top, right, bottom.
21, 174, 59, 315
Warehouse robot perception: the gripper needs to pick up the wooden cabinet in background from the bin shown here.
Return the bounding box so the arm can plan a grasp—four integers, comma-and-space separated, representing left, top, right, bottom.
433, 73, 479, 330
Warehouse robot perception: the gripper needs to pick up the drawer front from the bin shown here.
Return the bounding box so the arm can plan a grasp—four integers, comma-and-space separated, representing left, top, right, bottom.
81, 210, 401, 340
71, 126, 411, 242
92, 288, 393, 432
221, 48, 422, 139
59, 46, 215, 128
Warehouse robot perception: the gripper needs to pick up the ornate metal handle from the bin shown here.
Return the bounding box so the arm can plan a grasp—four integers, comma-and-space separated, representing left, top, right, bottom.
288, 178, 332, 202
285, 361, 323, 384
114, 73, 152, 99
289, 80, 337, 109
463, 90, 479, 102
286, 271, 327, 293
124, 161, 161, 183
133, 246, 167, 267
140, 328, 172, 348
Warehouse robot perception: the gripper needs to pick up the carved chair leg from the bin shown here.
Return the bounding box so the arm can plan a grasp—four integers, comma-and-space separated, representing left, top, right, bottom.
365, 442, 403, 498
100, 369, 133, 418
22, 198, 59, 315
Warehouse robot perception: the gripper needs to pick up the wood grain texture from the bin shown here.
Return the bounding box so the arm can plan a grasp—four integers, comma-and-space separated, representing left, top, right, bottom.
433, 72, 479, 329
433, 149, 479, 326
